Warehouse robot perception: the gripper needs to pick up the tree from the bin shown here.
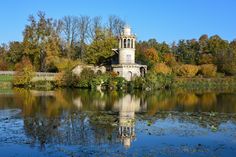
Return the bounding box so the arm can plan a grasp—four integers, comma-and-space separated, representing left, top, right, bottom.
207, 35, 229, 71
89, 16, 103, 41
153, 63, 172, 75
85, 28, 118, 65
135, 41, 148, 65
199, 34, 209, 54
0, 59, 8, 70
208, 35, 229, 71
78, 16, 90, 59
44, 29, 62, 72
207, 35, 229, 55
144, 48, 160, 68
175, 39, 199, 64
221, 40, 236, 75
61, 16, 79, 59
199, 64, 217, 77
198, 53, 214, 64
176, 64, 199, 77
6, 41, 24, 67
0, 44, 8, 70
0, 44, 7, 55
13, 56, 35, 86
22, 11, 61, 72
163, 53, 176, 66
158, 42, 171, 55
107, 15, 125, 36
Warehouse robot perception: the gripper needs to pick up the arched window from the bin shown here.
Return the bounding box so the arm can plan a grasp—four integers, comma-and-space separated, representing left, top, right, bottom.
131, 39, 133, 48
124, 39, 126, 48
127, 39, 131, 48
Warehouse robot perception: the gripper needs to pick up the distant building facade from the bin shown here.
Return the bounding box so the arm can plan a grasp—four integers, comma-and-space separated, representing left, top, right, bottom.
112, 26, 147, 81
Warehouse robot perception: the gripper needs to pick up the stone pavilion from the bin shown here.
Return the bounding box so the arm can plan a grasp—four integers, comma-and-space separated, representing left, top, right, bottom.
112, 26, 147, 81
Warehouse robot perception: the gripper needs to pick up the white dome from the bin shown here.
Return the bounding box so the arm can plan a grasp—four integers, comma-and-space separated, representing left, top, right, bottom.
123, 25, 131, 36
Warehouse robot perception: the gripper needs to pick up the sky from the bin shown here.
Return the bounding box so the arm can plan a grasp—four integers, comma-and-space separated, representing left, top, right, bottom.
0, 0, 236, 44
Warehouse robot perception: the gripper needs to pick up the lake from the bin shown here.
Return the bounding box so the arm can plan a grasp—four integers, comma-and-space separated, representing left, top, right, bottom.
0, 88, 236, 157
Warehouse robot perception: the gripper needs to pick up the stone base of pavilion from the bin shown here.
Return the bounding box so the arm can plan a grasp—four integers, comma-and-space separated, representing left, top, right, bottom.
112, 64, 147, 81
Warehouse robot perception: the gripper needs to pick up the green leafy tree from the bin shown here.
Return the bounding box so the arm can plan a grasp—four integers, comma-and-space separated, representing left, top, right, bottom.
199, 34, 209, 54
74, 68, 96, 88
5, 41, 24, 69
85, 28, 117, 65
221, 40, 236, 75
176, 39, 199, 64
198, 53, 214, 64
158, 42, 171, 55
207, 35, 229, 71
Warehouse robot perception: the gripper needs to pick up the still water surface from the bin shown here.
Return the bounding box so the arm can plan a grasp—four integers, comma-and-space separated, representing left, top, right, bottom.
0, 89, 236, 157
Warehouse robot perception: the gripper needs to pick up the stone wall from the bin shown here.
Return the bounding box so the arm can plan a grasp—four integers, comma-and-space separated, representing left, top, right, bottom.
72, 65, 106, 76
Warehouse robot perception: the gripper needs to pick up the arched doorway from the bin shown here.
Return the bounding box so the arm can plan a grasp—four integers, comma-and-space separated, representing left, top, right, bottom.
128, 71, 132, 81
140, 67, 146, 77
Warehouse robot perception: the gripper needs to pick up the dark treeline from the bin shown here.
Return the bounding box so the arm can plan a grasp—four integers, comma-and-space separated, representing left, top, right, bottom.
0, 11, 236, 77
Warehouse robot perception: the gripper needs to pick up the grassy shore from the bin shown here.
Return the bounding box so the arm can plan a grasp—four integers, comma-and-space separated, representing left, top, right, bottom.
0, 75, 13, 89
0, 75, 13, 82
173, 77, 236, 90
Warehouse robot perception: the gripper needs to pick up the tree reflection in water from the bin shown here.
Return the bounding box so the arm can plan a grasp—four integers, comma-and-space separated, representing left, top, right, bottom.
0, 88, 236, 152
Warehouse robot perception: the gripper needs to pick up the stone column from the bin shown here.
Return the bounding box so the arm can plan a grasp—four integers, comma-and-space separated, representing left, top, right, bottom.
119, 38, 121, 48
133, 39, 135, 49
131, 39, 133, 48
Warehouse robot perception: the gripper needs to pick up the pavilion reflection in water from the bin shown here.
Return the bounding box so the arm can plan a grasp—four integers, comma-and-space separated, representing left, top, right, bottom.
73, 93, 147, 148
113, 94, 147, 148
72, 93, 147, 148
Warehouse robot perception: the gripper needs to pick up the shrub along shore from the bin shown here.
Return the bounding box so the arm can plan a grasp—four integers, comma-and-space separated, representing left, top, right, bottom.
6, 64, 236, 91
